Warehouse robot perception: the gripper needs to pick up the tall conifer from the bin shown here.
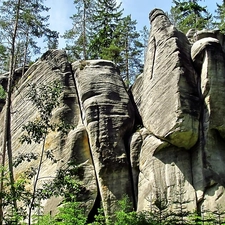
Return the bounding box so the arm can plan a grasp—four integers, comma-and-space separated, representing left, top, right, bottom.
63, 0, 95, 60
170, 0, 212, 33
88, 0, 123, 59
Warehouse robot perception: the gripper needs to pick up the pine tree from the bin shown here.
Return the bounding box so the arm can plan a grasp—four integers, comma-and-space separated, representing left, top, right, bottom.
63, 0, 95, 60
140, 25, 149, 64
113, 15, 144, 86
0, 0, 58, 70
0, 1, 56, 224
88, 0, 123, 59
0, 1, 21, 223
0, 44, 8, 73
170, 0, 212, 33
214, 0, 225, 33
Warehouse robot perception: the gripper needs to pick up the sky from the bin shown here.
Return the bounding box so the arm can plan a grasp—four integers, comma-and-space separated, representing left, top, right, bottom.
43, 0, 223, 50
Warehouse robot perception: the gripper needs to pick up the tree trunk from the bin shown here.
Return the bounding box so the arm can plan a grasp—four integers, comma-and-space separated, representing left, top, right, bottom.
83, 0, 87, 59
0, 0, 21, 224
28, 133, 47, 225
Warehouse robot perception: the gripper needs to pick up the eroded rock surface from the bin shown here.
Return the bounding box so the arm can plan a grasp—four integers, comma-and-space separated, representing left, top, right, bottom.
1, 8, 225, 220
132, 9, 200, 149
72, 60, 135, 216
191, 36, 225, 210
131, 8, 225, 215
0, 50, 97, 216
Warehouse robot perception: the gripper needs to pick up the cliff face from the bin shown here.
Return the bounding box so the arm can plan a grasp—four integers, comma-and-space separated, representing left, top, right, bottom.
1, 8, 225, 218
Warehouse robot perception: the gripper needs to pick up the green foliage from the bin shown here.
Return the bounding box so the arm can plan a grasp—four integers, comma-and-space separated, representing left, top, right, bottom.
0, 44, 8, 73
0, 80, 70, 224
0, 167, 30, 224
54, 202, 87, 225
37, 202, 87, 225
91, 207, 107, 225
88, 0, 123, 59
0, 85, 6, 99
64, 0, 146, 86
100, 42, 122, 64
170, 0, 213, 33
0, 0, 58, 70
41, 161, 83, 201
112, 15, 145, 86
214, 1, 225, 34
112, 196, 158, 225
62, 0, 94, 60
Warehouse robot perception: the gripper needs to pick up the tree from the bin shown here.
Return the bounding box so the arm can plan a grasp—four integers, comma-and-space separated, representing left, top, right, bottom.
0, 0, 58, 71
170, 0, 212, 33
0, 44, 9, 73
114, 15, 144, 86
214, 0, 225, 33
140, 25, 149, 64
19, 80, 62, 224
45, 29, 59, 50
170, 179, 190, 224
93, 14, 145, 87
63, 0, 95, 60
0, 1, 21, 223
64, 0, 145, 86
88, 0, 123, 59
0, 2, 58, 223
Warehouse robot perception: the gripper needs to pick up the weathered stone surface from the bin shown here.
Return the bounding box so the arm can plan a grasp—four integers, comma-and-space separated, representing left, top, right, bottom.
72, 60, 135, 216
2, 8, 225, 221
44, 125, 97, 215
0, 50, 96, 216
195, 30, 225, 52
130, 130, 196, 212
132, 9, 200, 149
192, 37, 225, 136
191, 37, 225, 210
131, 8, 225, 215
129, 128, 149, 203
137, 134, 196, 212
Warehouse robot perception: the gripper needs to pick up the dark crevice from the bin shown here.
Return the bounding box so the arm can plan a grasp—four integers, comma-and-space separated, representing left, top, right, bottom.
87, 191, 101, 223
123, 130, 137, 211
69, 63, 85, 125
127, 89, 143, 128
125, 91, 143, 209
150, 37, 156, 79
191, 56, 206, 214
122, 97, 141, 210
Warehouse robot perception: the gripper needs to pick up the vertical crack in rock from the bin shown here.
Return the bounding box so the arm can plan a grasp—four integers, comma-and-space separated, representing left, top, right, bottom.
71, 62, 86, 125
148, 37, 156, 80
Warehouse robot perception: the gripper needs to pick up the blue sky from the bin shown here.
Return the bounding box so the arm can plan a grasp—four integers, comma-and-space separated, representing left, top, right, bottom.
45, 0, 222, 50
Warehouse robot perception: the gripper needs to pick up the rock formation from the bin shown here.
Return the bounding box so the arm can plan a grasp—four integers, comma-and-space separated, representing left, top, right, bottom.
1, 8, 225, 220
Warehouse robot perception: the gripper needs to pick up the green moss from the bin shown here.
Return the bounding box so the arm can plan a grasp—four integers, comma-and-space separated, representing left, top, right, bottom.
0, 85, 6, 99
79, 60, 90, 70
